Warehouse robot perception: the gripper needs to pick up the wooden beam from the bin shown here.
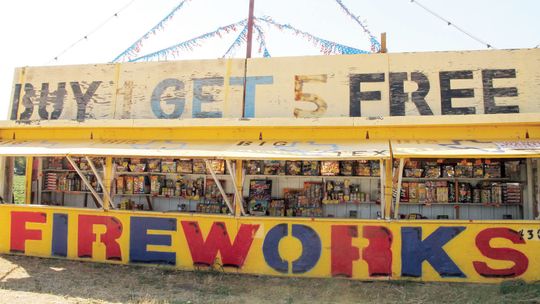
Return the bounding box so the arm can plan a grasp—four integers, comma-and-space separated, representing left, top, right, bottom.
25, 156, 33, 204
204, 159, 234, 215
66, 155, 104, 208
86, 156, 113, 209
380, 32, 387, 53
245, 0, 255, 59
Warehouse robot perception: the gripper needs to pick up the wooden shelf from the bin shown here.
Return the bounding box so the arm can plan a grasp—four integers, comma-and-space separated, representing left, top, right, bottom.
323, 201, 377, 205
246, 174, 379, 179
43, 169, 102, 173
115, 172, 231, 178
42, 190, 101, 194
402, 177, 511, 182
399, 202, 522, 207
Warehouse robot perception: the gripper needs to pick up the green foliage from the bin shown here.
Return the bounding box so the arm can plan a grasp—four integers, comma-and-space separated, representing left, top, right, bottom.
14, 157, 26, 175
13, 174, 26, 204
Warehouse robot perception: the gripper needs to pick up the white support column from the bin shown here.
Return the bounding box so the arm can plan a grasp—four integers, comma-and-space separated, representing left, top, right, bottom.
204, 159, 234, 215
66, 155, 104, 209
85, 156, 113, 210
393, 158, 405, 219
225, 159, 246, 216
379, 159, 385, 219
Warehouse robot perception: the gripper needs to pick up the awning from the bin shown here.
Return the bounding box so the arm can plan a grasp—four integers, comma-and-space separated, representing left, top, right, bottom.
0, 139, 390, 160
392, 139, 540, 158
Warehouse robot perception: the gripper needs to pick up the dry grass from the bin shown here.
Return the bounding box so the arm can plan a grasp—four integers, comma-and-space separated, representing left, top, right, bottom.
0, 254, 539, 304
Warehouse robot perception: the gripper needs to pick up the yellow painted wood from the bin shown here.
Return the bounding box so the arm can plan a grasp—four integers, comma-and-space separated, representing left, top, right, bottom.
0, 117, 537, 142
1, 204, 539, 283
24, 156, 32, 204
9, 49, 540, 121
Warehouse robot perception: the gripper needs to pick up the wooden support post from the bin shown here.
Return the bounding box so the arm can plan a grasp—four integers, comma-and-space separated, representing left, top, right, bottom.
204, 159, 234, 215
380, 32, 387, 53
245, 0, 255, 59
226, 159, 246, 216
25, 156, 33, 204
66, 155, 104, 208
526, 159, 534, 219
86, 156, 113, 210
383, 158, 393, 219
105, 156, 114, 209
393, 158, 405, 219
145, 196, 153, 211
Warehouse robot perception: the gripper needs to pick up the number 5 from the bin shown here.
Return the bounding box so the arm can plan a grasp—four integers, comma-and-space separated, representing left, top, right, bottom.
294, 75, 328, 118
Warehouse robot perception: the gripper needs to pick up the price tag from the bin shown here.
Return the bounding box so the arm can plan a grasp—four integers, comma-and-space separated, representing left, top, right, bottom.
519, 229, 540, 241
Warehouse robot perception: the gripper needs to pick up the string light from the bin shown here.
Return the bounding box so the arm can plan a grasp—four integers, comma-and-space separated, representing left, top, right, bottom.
46, 0, 137, 64
409, 0, 496, 49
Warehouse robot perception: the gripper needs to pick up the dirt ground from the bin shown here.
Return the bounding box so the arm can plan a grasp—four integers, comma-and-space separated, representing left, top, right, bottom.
0, 254, 539, 304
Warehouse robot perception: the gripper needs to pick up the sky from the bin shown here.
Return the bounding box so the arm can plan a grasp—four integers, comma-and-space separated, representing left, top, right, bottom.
0, 0, 539, 120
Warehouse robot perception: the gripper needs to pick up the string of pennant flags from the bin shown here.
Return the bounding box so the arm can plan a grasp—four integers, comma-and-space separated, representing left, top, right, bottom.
253, 23, 271, 58
113, 0, 379, 63
111, 0, 193, 62
222, 24, 250, 58
46, 0, 505, 64
256, 16, 372, 56
129, 19, 248, 62
334, 0, 381, 52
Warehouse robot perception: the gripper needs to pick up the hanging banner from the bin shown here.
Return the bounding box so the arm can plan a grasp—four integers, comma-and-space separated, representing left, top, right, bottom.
1, 205, 539, 283
8, 49, 540, 121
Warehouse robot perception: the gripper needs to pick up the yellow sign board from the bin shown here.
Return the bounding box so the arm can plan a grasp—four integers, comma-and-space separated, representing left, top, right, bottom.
9, 49, 540, 121
1, 205, 539, 283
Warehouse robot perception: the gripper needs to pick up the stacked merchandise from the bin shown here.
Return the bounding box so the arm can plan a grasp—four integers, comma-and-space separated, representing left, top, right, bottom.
322, 180, 371, 204
245, 160, 381, 177
302, 161, 320, 176
147, 159, 161, 172
283, 188, 301, 216
400, 159, 522, 206
206, 160, 225, 174
264, 161, 285, 175
294, 182, 323, 217
177, 159, 193, 174
246, 160, 264, 175
504, 183, 522, 204
47, 157, 64, 170
44, 173, 58, 190
160, 160, 176, 173
113, 158, 236, 214
198, 178, 228, 214
193, 159, 206, 174
286, 161, 302, 175
320, 161, 339, 176
248, 179, 272, 216
268, 199, 285, 216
